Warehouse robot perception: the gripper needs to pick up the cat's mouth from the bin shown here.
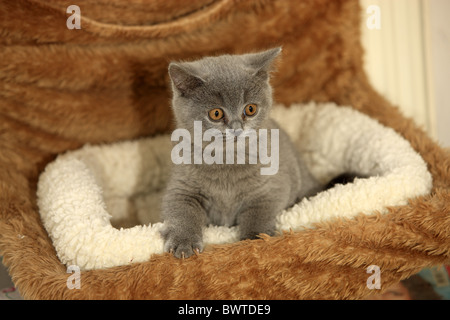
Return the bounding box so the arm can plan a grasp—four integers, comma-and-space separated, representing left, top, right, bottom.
222, 129, 253, 141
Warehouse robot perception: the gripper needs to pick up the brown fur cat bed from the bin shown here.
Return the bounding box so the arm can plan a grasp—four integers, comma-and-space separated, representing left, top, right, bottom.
0, 0, 449, 299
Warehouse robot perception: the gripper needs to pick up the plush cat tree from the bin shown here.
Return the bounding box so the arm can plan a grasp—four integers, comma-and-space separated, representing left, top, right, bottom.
0, 0, 449, 299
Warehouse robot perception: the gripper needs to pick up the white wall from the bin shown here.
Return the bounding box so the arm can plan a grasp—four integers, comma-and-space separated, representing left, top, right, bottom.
360, 0, 449, 147
360, 0, 435, 137
428, 0, 450, 147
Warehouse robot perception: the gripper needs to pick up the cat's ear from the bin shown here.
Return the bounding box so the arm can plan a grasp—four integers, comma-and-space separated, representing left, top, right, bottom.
168, 63, 205, 96
244, 47, 282, 80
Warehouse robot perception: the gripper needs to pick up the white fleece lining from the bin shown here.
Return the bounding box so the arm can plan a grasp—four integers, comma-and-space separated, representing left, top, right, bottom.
37, 102, 432, 270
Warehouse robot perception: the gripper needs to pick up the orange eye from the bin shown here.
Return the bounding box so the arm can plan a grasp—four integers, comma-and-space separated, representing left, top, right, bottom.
208, 108, 224, 121
244, 104, 257, 117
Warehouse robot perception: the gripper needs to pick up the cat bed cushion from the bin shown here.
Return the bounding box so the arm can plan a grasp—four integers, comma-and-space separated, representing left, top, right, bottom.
37, 102, 432, 270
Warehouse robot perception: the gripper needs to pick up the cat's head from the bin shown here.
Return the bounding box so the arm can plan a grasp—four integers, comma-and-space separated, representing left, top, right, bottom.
168, 48, 281, 135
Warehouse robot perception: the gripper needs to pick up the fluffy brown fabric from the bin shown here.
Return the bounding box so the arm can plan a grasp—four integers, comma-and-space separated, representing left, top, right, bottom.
0, 0, 449, 299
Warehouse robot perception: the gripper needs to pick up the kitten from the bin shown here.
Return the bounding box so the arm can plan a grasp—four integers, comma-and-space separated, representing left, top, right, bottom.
161, 48, 323, 258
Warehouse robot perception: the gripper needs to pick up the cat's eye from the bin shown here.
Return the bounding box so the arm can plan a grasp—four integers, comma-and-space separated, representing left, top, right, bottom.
244, 104, 258, 117
208, 108, 224, 121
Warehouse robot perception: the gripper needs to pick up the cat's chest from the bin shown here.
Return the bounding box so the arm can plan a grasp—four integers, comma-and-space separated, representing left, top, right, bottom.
199, 167, 264, 226
205, 191, 242, 226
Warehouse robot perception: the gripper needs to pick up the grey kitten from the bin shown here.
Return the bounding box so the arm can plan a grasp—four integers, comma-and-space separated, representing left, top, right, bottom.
161, 48, 322, 258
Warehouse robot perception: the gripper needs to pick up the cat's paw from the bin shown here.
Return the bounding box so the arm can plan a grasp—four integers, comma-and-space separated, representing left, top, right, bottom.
161, 228, 203, 259
164, 236, 204, 259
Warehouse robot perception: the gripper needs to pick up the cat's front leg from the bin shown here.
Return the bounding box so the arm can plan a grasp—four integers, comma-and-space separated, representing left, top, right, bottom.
161, 192, 206, 258
237, 204, 278, 241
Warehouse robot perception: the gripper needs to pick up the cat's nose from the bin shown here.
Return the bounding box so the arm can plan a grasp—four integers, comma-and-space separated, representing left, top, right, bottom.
229, 120, 243, 136
233, 129, 243, 136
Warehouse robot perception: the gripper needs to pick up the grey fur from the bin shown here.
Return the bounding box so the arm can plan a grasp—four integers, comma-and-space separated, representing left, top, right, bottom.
161, 48, 322, 258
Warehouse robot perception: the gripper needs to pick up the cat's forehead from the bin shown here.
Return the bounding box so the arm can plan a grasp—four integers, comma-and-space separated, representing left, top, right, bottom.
191, 55, 250, 81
